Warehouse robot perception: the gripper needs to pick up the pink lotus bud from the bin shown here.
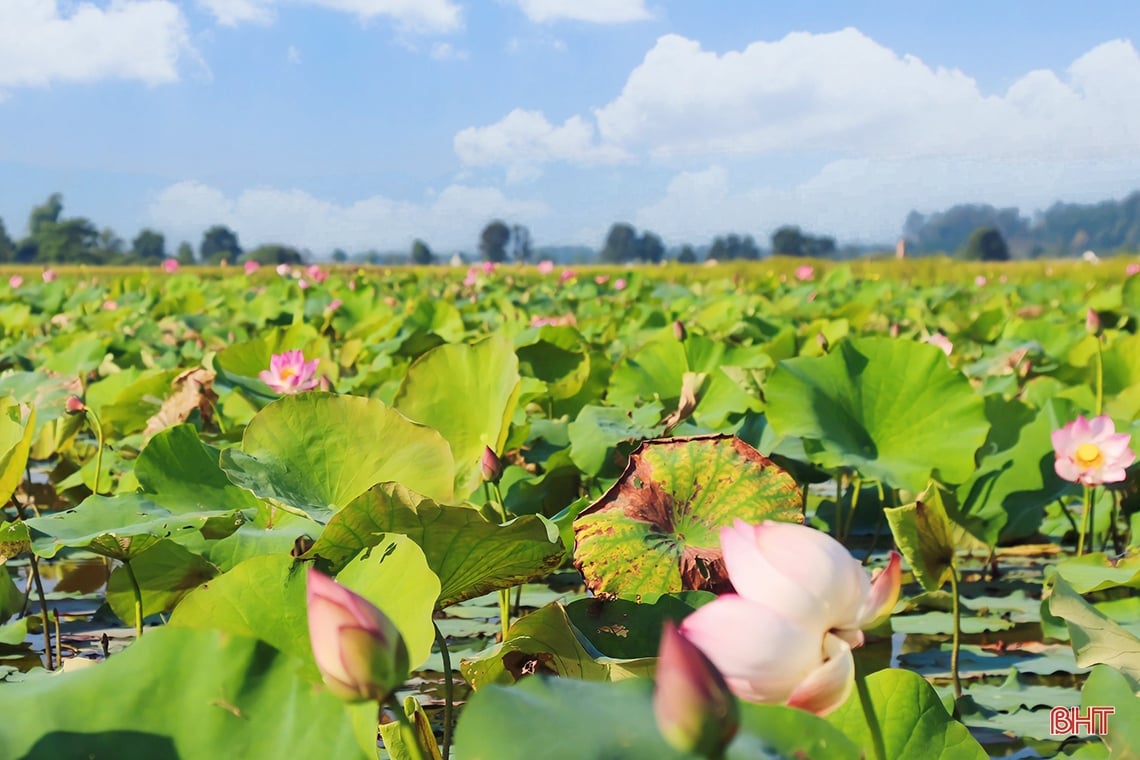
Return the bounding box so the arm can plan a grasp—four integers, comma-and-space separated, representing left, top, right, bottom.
614, 278, 627, 291
42, 269, 57, 283
325, 298, 343, 314
161, 259, 179, 274
306, 569, 409, 702
8, 275, 22, 289
481, 446, 503, 484
243, 260, 261, 275
65, 396, 87, 415
923, 332, 953, 357
1051, 414, 1135, 486
1085, 309, 1101, 336
673, 320, 687, 341
560, 269, 577, 282
654, 621, 738, 756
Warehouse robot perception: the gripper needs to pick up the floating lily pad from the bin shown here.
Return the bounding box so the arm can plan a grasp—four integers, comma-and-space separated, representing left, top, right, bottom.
573, 435, 801, 596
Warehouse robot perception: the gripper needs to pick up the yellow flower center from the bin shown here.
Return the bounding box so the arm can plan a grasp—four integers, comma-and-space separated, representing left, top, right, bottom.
279, 367, 297, 381
1075, 442, 1103, 469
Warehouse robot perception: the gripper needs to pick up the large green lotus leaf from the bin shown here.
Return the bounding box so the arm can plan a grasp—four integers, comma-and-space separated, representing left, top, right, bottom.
573, 435, 801, 596
105, 539, 218, 625
219, 393, 455, 518
171, 535, 438, 670
42, 334, 108, 376
455, 672, 860, 760
134, 423, 262, 513
765, 337, 989, 491
460, 602, 655, 690
0, 520, 29, 561
0, 565, 21, 621
1053, 552, 1140, 594
392, 337, 520, 499
516, 326, 591, 401
25, 494, 245, 561
563, 592, 715, 659
956, 397, 1073, 543
1101, 333, 1140, 396
0, 399, 34, 507
1082, 664, 1140, 757
567, 403, 663, 477
86, 367, 181, 437
0, 627, 377, 760
885, 486, 988, 592
308, 482, 564, 608
0, 371, 83, 458
827, 667, 987, 759
1047, 572, 1140, 686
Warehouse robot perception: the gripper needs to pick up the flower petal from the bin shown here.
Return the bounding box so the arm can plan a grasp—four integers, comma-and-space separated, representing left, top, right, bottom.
857, 551, 902, 631
785, 633, 855, 716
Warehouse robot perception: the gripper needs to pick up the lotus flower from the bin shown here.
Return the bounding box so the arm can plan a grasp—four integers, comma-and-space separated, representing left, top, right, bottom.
161, 259, 179, 273
614, 277, 627, 291
1052, 415, 1134, 486
1127, 263, 1140, 277
259, 350, 320, 394
560, 268, 577, 282
305, 264, 329, 284
8, 275, 22, 288
480, 261, 496, 275
243, 260, 261, 275
537, 260, 554, 274
654, 621, 738, 756
42, 269, 57, 283
481, 446, 503, 484
679, 520, 901, 715
306, 568, 409, 702
923, 332, 953, 356
794, 265, 814, 282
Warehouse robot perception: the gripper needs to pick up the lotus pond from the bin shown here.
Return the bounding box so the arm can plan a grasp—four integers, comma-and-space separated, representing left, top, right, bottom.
1, 259, 1139, 759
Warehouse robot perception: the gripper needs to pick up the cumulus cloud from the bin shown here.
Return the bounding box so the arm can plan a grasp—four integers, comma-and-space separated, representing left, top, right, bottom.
430, 42, 468, 61
454, 108, 629, 180
0, 0, 195, 91
148, 181, 547, 253
511, 0, 651, 24
196, 0, 462, 31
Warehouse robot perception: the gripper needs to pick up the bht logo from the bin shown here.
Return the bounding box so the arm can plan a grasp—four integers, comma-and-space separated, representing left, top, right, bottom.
1049, 706, 1114, 736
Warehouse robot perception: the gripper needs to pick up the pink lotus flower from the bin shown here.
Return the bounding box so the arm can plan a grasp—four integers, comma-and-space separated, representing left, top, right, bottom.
306, 569, 409, 702
325, 298, 343, 314
794, 265, 815, 282
481, 446, 503, 484
8, 275, 22, 288
974, 275, 987, 286
463, 267, 479, 287
1127, 263, 1140, 277
305, 265, 329, 284
65, 396, 87, 415
42, 269, 57, 283
298, 278, 310, 290
537, 260, 554, 274
560, 268, 577, 282
103, 300, 118, 311
480, 261, 496, 275
614, 278, 628, 291
161, 259, 179, 273
924, 332, 953, 356
243, 260, 261, 275
276, 263, 293, 276
1052, 415, 1135, 486
259, 350, 320, 394
1086, 309, 1101, 336
595, 275, 610, 285
679, 520, 901, 715
654, 620, 738, 756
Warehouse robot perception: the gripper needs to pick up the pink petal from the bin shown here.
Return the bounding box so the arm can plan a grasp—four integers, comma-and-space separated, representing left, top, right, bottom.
857, 551, 902, 631
784, 633, 855, 716
1055, 458, 1082, 483
1087, 415, 1113, 439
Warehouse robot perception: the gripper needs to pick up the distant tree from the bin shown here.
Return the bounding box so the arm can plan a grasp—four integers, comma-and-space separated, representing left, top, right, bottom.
0, 218, 14, 262
740, 235, 761, 260
677, 244, 697, 264
246, 244, 303, 265
410, 239, 433, 265
959, 226, 1010, 261
331, 248, 349, 263
96, 228, 126, 261
35, 218, 100, 263
511, 224, 532, 261
805, 235, 836, 257
637, 231, 665, 263
600, 222, 638, 263
176, 241, 196, 265
479, 220, 511, 262
771, 226, 807, 256
708, 237, 728, 261
200, 225, 242, 264
131, 228, 166, 262
28, 193, 63, 237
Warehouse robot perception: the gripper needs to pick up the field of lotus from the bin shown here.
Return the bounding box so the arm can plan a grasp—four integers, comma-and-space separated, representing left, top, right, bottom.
1, 257, 1139, 759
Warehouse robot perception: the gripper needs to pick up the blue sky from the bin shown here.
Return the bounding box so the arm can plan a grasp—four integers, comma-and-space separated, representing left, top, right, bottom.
2, 1, 1140, 257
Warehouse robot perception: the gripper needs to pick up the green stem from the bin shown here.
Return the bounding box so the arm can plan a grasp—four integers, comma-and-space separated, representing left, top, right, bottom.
1094, 335, 1104, 417
433, 623, 454, 760
386, 695, 428, 760
29, 556, 53, 670
122, 559, 144, 638
948, 559, 962, 699
842, 475, 862, 542
488, 481, 512, 640
1077, 485, 1094, 558
854, 658, 887, 760
1056, 497, 1080, 539
84, 408, 106, 495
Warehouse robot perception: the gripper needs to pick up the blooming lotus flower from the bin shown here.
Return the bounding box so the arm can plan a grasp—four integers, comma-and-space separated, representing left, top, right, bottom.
924, 332, 953, 356
8, 275, 22, 288
560, 268, 577, 282
1052, 415, 1134, 486
259, 350, 320, 394
1128, 263, 1140, 277
161, 259, 179, 273
480, 261, 496, 275
654, 621, 738, 756
594, 275, 610, 285
974, 275, 987, 286
537, 260, 554, 274
42, 269, 57, 283
243, 260, 261, 275
325, 298, 343, 314
298, 278, 310, 290
305, 264, 329, 284
306, 569, 409, 702
680, 520, 901, 715
794, 265, 815, 282
614, 277, 627, 291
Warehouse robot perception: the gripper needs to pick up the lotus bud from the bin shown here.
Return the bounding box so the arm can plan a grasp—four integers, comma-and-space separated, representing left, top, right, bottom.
654, 621, 739, 757
481, 446, 503, 484
65, 396, 87, 415
673, 320, 687, 341
306, 568, 410, 703
1085, 308, 1101, 336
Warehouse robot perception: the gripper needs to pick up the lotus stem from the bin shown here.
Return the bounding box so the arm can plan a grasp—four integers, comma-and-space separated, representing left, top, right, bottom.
1094, 335, 1104, 417
842, 475, 862, 542
14, 498, 52, 670
122, 559, 144, 638
386, 694, 428, 760
433, 622, 454, 760
1077, 485, 1094, 558
854, 657, 887, 760
1056, 498, 1080, 539
948, 559, 962, 699
81, 406, 107, 495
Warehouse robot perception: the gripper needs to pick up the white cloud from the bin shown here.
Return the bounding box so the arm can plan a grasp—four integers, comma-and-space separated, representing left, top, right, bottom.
0, 0, 195, 91
430, 42, 468, 61
512, 0, 651, 24
287, 45, 302, 64
454, 108, 629, 180
148, 181, 547, 253
197, 0, 462, 31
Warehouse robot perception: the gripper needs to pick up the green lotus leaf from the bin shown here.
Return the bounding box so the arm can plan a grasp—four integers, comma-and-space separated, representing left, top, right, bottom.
573, 435, 801, 596
766, 336, 990, 491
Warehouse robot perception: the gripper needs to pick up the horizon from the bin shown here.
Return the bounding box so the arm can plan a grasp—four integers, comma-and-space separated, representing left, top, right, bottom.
3, 2, 1140, 254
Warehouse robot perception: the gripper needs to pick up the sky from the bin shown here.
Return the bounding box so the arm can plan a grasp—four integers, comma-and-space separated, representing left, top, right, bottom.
2, 1, 1140, 257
